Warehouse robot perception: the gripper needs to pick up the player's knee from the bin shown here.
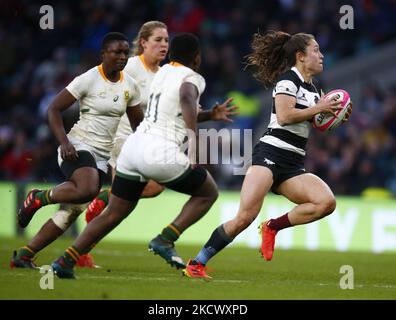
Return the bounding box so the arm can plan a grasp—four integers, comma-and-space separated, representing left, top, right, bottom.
141, 183, 164, 198
60, 203, 87, 215
52, 208, 80, 231
200, 187, 218, 208
194, 182, 218, 204
207, 186, 219, 204
77, 186, 100, 203
326, 196, 337, 215
317, 196, 336, 218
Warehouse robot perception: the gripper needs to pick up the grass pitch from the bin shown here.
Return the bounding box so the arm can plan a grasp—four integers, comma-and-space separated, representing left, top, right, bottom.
0, 236, 395, 300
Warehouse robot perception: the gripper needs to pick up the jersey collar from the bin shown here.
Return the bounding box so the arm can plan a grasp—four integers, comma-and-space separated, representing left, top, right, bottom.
139, 54, 159, 73
98, 64, 123, 83
291, 66, 305, 83
169, 61, 184, 67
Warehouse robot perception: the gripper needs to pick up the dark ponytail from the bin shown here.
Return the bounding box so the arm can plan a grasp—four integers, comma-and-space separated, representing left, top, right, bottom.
246, 31, 314, 87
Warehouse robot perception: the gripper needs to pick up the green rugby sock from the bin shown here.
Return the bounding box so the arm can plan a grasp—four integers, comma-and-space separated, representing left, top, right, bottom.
16, 245, 35, 259
63, 246, 81, 267
96, 189, 110, 206
35, 190, 53, 206
161, 223, 181, 243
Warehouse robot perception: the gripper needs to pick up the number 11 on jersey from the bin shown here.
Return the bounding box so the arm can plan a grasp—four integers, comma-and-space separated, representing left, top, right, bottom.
145, 93, 161, 122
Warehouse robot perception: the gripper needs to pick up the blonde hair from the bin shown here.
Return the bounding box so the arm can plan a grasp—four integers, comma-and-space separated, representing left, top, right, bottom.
132, 21, 167, 56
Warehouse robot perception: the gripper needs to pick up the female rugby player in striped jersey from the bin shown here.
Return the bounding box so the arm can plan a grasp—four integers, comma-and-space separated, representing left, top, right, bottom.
183, 31, 352, 279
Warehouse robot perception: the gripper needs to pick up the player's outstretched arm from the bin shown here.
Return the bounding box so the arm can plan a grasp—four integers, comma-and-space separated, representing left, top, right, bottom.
197, 98, 239, 123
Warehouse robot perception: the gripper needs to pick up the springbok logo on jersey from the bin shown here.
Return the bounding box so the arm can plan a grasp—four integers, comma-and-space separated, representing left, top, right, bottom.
99, 91, 106, 98
124, 90, 129, 101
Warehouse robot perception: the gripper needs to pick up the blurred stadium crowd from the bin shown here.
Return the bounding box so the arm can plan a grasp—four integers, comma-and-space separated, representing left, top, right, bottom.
1, 0, 396, 196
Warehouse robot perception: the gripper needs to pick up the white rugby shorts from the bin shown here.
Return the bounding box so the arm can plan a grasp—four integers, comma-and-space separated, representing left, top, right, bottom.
57, 136, 109, 173
108, 135, 127, 168
116, 132, 190, 183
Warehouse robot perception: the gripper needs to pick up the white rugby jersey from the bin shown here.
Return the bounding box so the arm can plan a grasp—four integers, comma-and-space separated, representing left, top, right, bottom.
116, 55, 157, 138
136, 62, 206, 145
66, 64, 141, 157
260, 66, 322, 156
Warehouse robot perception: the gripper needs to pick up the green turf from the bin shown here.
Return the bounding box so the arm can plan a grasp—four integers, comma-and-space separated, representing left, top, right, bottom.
0, 236, 395, 300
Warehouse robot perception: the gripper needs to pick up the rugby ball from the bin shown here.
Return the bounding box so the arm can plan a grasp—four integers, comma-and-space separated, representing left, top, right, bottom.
313, 89, 351, 132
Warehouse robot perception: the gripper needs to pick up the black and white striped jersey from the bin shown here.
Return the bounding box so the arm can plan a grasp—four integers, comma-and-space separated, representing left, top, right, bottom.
260, 66, 322, 156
